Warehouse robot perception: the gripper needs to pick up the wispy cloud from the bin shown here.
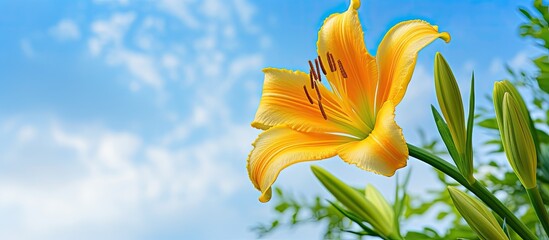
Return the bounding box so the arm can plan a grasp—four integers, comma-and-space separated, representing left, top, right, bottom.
509, 50, 532, 70
20, 39, 34, 58
105, 48, 164, 90
88, 12, 135, 56
158, 0, 200, 28
50, 19, 80, 41
1, 0, 268, 238
489, 58, 504, 75
0, 117, 251, 238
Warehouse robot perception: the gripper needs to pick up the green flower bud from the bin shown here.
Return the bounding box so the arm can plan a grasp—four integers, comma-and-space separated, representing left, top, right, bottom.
311, 165, 395, 237
364, 184, 394, 232
493, 80, 532, 134
501, 93, 537, 189
448, 187, 509, 240
434, 53, 472, 182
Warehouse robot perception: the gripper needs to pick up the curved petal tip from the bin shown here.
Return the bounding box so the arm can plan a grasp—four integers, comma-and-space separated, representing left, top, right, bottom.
440, 32, 451, 43
259, 188, 272, 203
350, 0, 360, 10
431, 25, 451, 43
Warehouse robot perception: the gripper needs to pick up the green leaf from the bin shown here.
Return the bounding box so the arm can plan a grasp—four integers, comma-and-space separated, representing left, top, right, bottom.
437, 211, 449, 220
478, 118, 499, 130
394, 169, 412, 236
275, 202, 289, 213
431, 105, 461, 165
534, 56, 549, 93
274, 187, 284, 197
519, 8, 534, 20
465, 73, 475, 181
537, 129, 549, 144
328, 201, 380, 237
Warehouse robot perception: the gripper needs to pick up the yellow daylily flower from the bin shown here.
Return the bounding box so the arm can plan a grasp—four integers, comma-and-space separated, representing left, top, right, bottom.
248, 0, 450, 202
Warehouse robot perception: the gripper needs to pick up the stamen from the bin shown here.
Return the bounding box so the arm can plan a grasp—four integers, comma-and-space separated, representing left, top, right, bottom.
315, 59, 322, 82
328, 53, 336, 72
314, 81, 322, 100
318, 55, 327, 75
337, 60, 347, 78
308, 60, 318, 80
303, 85, 314, 104
318, 100, 328, 120
309, 70, 315, 89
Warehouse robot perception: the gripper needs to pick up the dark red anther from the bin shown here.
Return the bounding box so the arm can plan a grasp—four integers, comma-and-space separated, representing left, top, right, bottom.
318, 55, 327, 75
328, 53, 336, 72
308, 60, 318, 80
303, 85, 314, 104
315, 59, 321, 82
337, 60, 347, 78
318, 100, 327, 120
314, 82, 322, 101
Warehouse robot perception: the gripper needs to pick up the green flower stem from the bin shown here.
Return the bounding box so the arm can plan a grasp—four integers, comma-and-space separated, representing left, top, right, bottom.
526, 185, 549, 236
408, 143, 537, 240
386, 232, 403, 240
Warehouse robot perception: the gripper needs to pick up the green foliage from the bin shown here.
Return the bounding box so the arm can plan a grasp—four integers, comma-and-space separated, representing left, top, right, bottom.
519, 0, 549, 94
519, 0, 549, 49
251, 187, 352, 239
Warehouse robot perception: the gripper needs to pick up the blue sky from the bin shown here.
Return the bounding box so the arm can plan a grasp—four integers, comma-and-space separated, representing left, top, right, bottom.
0, 0, 542, 239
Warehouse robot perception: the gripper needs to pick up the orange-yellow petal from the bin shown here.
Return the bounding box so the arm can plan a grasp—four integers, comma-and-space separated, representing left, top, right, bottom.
247, 126, 353, 202
338, 101, 408, 176
317, 0, 378, 127
252, 68, 369, 136
375, 20, 450, 110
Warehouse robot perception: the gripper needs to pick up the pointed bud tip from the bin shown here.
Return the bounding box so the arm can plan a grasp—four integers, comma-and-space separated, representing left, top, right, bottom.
435, 52, 445, 63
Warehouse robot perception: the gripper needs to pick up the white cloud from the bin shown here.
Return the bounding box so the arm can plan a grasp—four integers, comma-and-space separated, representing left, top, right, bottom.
16, 125, 36, 143
396, 64, 435, 134
462, 60, 475, 74
3, 0, 270, 237
0, 117, 250, 238
158, 0, 200, 28
88, 12, 167, 92
88, 12, 135, 56
20, 39, 34, 58
200, 0, 229, 20
509, 50, 532, 70
106, 49, 164, 90
233, 0, 256, 31
50, 19, 80, 41
229, 54, 263, 78
93, 0, 129, 5
489, 58, 503, 75
135, 17, 165, 50
162, 53, 180, 79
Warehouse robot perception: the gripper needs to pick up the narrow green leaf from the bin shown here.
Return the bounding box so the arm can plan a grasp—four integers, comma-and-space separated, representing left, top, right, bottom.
502, 218, 511, 239
327, 201, 380, 237
477, 118, 499, 130
431, 105, 461, 164
275, 202, 289, 213
342, 230, 370, 236
393, 169, 412, 236
436, 211, 449, 220
519, 8, 534, 20
465, 73, 475, 182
